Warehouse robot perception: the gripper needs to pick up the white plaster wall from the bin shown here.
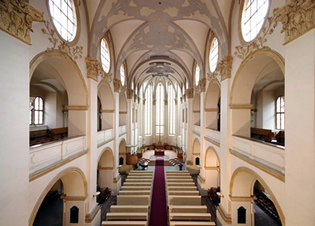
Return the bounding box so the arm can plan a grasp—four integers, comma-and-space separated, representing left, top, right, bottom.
0, 31, 30, 226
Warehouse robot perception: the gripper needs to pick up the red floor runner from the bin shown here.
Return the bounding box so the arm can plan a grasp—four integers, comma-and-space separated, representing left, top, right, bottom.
149, 159, 168, 226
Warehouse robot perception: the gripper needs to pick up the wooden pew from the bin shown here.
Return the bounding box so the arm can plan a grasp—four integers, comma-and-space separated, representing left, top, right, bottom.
119, 190, 151, 196
166, 176, 192, 180
169, 213, 211, 221
110, 205, 149, 213
125, 179, 153, 183
117, 195, 151, 205
121, 186, 151, 191
168, 191, 199, 196
51, 127, 68, 139
166, 182, 195, 187
168, 186, 197, 191
251, 127, 274, 142
170, 221, 215, 226
166, 170, 189, 174
169, 205, 208, 213
168, 196, 201, 206
106, 212, 148, 221
166, 179, 194, 183
123, 182, 152, 187
102, 221, 148, 226
127, 176, 153, 179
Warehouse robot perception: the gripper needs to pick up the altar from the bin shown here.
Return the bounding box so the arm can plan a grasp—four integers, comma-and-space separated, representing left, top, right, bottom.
154, 150, 164, 156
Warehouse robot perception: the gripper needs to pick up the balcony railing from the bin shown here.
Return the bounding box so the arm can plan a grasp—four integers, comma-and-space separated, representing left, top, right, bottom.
193, 125, 201, 136
97, 128, 114, 146
119, 125, 127, 136
29, 136, 87, 175
231, 136, 285, 175
205, 128, 220, 145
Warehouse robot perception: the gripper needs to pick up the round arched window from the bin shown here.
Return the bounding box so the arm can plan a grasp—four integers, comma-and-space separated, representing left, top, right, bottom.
120, 65, 125, 86
101, 38, 111, 73
195, 64, 200, 86
209, 37, 218, 72
241, 0, 269, 42
48, 0, 77, 42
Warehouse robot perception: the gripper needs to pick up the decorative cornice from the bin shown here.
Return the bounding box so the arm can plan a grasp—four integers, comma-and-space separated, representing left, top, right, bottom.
86, 56, 112, 82
61, 194, 88, 201
113, 77, 121, 93
186, 88, 194, 99
229, 104, 252, 109
0, 0, 44, 45
67, 105, 89, 111
229, 195, 256, 202
127, 88, 133, 99
274, 0, 315, 44
42, 21, 83, 62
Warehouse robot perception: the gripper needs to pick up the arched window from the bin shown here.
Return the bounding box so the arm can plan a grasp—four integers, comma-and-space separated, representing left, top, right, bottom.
168, 83, 175, 135
209, 37, 219, 72
70, 206, 79, 223
120, 64, 125, 86
238, 206, 246, 223
241, 0, 269, 42
100, 38, 111, 73
48, 0, 77, 42
145, 84, 152, 135
30, 97, 44, 125
195, 64, 200, 86
156, 83, 165, 135
276, 96, 285, 130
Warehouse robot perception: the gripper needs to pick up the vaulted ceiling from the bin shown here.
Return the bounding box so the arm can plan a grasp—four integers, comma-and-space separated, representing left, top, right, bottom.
86, 0, 233, 90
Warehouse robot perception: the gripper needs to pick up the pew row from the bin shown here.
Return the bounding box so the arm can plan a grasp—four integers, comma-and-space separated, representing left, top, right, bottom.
166, 176, 192, 180
121, 186, 151, 191
110, 205, 149, 213
167, 186, 197, 191
117, 195, 151, 205
167, 191, 199, 196
169, 205, 208, 213
106, 212, 148, 221
123, 182, 152, 187
119, 191, 151, 196
168, 196, 201, 206
166, 182, 195, 187
166, 179, 193, 183
169, 222, 215, 226
102, 221, 148, 226
169, 213, 211, 221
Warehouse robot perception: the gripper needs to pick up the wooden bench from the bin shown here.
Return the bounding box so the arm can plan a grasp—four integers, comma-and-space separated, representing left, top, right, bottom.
102, 221, 148, 226
121, 186, 152, 191
166, 179, 194, 183
110, 205, 149, 213
168, 196, 201, 206
106, 212, 148, 221
169, 205, 208, 213
169, 213, 211, 221
30, 129, 49, 139
117, 195, 151, 205
168, 186, 197, 191
251, 127, 274, 142
170, 221, 215, 226
125, 179, 153, 183
166, 182, 195, 187
166, 170, 189, 174
127, 176, 153, 180
119, 190, 151, 196
123, 182, 152, 187
168, 191, 199, 196
51, 127, 68, 139
129, 171, 153, 175
166, 176, 192, 180
166, 172, 190, 176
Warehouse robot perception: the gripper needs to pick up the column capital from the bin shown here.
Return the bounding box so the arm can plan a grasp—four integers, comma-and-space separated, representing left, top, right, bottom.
211, 54, 233, 82
127, 88, 133, 99
186, 88, 194, 99
113, 77, 121, 93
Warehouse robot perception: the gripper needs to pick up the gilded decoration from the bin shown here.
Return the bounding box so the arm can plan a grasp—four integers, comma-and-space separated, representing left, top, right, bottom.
186, 88, 194, 99
199, 77, 206, 92
127, 88, 133, 99
273, 0, 315, 44
86, 56, 112, 82
113, 77, 121, 93
0, 0, 43, 45
42, 21, 83, 61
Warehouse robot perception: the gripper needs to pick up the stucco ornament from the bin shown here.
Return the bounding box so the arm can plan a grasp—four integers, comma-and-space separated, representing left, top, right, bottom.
0, 0, 43, 44
86, 56, 112, 83
195, 77, 207, 94
113, 77, 122, 93
186, 88, 194, 99
42, 20, 83, 61
213, 54, 233, 82
127, 88, 134, 99
273, 0, 314, 44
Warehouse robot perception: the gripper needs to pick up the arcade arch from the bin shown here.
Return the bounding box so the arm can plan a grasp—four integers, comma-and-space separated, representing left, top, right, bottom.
204, 147, 220, 188
98, 81, 115, 130
205, 80, 221, 130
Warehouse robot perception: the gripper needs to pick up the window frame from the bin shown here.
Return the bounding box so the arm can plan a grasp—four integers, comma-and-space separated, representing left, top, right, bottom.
100, 38, 111, 73
47, 0, 79, 43
275, 95, 285, 130
156, 83, 165, 136
168, 83, 176, 135
120, 64, 125, 87
209, 37, 219, 72
240, 0, 270, 43
144, 83, 152, 136
195, 63, 200, 86
30, 96, 44, 125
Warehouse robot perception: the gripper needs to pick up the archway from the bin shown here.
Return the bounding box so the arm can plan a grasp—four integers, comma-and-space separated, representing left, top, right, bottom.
205, 80, 221, 130
204, 147, 220, 190
98, 80, 115, 130
229, 167, 284, 226
97, 148, 114, 203
30, 168, 88, 226
191, 138, 200, 165
119, 138, 127, 165
230, 49, 284, 138
30, 51, 88, 138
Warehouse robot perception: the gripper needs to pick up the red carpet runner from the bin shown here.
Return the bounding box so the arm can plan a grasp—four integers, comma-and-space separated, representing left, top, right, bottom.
149, 159, 168, 226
